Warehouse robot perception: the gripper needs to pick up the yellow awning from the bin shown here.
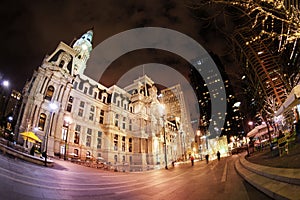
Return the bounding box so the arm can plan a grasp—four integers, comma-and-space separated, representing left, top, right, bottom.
20, 132, 42, 143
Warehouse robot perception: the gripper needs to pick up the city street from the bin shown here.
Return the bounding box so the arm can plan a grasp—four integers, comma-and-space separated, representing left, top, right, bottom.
0, 153, 271, 200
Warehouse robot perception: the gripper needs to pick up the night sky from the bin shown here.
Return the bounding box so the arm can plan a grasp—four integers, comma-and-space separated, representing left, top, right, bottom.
0, 0, 241, 92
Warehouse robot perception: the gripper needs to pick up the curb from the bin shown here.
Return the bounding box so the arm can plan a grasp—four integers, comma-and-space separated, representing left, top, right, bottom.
235, 156, 300, 200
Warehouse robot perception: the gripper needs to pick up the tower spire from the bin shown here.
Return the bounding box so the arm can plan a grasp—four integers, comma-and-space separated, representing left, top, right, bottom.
71, 29, 94, 75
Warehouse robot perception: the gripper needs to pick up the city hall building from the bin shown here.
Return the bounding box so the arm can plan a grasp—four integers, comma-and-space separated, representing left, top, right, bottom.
15, 29, 193, 171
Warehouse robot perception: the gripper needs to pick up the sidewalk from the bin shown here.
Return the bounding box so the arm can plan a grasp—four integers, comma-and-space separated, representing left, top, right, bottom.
235, 140, 300, 199
246, 141, 300, 169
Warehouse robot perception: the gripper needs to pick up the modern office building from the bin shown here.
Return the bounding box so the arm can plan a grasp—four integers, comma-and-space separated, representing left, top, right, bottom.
15, 29, 193, 171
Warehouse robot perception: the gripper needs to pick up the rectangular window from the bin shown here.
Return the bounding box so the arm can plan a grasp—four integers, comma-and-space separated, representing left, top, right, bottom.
68, 96, 73, 103
67, 96, 73, 112
86, 135, 91, 147
145, 139, 148, 153
66, 104, 72, 112
74, 125, 80, 144
74, 132, 80, 144
75, 125, 81, 132
84, 87, 88, 94
98, 131, 102, 138
99, 109, 104, 124
97, 138, 102, 149
114, 134, 118, 151
129, 119, 132, 131
122, 117, 126, 130
89, 105, 95, 121
97, 131, 102, 149
100, 110, 104, 116
78, 108, 83, 117
129, 138, 132, 152
87, 128, 92, 135
122, 136, 125, 152
90, 105, 95, 112
80, 101, 85, 108
89, 113, 94, 121
115, 114, 119, 127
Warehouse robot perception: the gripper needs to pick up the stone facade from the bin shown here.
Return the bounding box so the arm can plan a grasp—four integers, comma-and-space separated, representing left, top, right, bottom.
15, 29, 193, 171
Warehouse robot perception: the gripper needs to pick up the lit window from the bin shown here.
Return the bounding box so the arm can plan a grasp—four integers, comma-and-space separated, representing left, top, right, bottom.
38, 113, 46, 131
45, 86, 54, 101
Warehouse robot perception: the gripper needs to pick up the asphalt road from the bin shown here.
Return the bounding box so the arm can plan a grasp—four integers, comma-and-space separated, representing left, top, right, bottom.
0, 153, 272, 200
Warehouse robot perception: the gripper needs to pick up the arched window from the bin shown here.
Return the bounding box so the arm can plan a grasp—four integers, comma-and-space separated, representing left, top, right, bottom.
38, 113, 47, 131
45, 85, 55, 101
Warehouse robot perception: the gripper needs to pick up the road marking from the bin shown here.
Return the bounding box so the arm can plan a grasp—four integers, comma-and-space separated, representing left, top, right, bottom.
221, 160, 228, 182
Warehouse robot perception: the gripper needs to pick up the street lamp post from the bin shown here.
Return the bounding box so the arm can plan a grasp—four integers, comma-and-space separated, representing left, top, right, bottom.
44, 102, 58, 167
63, 116, 72, 160
180, 131, 185, 161
0, 80, 9, 126
162, 116, 168, 170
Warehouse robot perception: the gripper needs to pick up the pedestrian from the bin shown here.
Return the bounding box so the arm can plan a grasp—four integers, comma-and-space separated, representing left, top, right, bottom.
190, 156, 194, 166
30, 145, 35, 156
172, 160, 175, 167
217, 151, 220, 161
205, 154, 209, 164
